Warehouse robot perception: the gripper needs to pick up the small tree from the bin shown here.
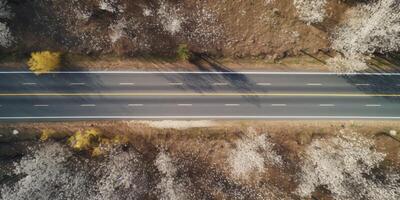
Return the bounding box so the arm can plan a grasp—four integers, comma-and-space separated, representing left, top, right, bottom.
177, 44, 191, 61
27, 51, 61, 74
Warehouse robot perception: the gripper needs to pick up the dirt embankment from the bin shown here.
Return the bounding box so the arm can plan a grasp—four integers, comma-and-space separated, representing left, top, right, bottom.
0, 120, 399, 199
6, 0, 351, 59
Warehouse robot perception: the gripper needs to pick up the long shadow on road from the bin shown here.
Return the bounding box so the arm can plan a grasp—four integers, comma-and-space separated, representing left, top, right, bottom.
342, 74, 400, 102
160, 54, 266, 107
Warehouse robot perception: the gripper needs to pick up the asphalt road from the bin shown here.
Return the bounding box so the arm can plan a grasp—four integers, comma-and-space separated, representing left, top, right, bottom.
0, 71, 400, 120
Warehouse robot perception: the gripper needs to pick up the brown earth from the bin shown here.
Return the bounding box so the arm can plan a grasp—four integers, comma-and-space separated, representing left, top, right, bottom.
6, 0, 352, 59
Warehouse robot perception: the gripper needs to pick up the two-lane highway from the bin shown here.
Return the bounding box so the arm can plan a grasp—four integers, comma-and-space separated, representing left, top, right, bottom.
0, 71, 400, 120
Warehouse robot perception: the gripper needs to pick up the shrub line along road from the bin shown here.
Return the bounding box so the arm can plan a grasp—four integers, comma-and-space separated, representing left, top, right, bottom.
0, 71, 400, 121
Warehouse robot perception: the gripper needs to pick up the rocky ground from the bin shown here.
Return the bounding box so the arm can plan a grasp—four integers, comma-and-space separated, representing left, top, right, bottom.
0, 120, 399, 200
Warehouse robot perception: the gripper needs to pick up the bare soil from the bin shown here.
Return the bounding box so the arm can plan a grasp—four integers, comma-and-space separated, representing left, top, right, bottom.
6, 0, 352, 59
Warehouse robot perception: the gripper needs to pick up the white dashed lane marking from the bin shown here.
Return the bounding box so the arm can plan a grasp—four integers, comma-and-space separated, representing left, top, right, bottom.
225, 104, 240, 106
128, 104, 144, 107
319, 104, 335, 107
80, 104, 96, 107
119, 83, 135, 86
22, 83, 37, 85
256, 83, 272, 86
34, 104, 49, 107
306, 83, 322, 86
178, 104, 192, 106
70, 83, 86, 86
213, 83, 229, 86
168, 82, 184, 86
356, 84, 371, 86
271, 104, 287, 107
365, 104, 381, 107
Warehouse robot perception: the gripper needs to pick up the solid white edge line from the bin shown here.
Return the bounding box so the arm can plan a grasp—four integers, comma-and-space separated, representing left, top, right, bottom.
1, 116, 400, 119
2, 71, 400, 75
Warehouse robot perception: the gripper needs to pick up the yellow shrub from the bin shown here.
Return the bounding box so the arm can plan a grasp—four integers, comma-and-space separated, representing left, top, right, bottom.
27, 51, 61, 74
68, 129, 101, 151
40, 129, 56, 141
91, 146, 105, 157
67, 129, 130, 156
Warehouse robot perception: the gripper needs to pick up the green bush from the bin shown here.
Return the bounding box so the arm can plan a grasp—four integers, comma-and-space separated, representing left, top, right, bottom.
177, 44, 191, 61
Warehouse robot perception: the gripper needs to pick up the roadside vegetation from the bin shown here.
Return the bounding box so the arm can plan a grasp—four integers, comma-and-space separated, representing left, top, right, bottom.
176, 44, 191, 61
0, 121, 399, 200
27, 51, 61, 74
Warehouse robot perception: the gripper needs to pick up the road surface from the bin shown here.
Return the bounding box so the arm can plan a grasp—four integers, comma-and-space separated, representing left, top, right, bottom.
0, 71, 400, 120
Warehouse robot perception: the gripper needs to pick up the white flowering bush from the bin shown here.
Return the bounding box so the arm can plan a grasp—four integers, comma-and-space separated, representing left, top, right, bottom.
297, 133, 400, 200
0, 23, 12, 47
109, 18, 127, 43
94, 149, 148, 200
0, 0, 12, 19
154, 151, 188, 200
0, 143, 150, 200
293, 0, 327, 24
157, 0, 184, 35
228, 128, 282, 180
329, 0, 400, 72
0, 143, 78, 200
0, 0, 13, 48
326, 54, 369, 73
98, 0, 125, 13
